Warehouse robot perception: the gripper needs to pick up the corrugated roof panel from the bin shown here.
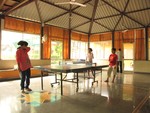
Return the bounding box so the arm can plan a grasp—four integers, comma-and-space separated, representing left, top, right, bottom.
47, 0, 68, 3
9, 2, 40, 22
91, 22, 109, 34
73, 3, 93, 18
87, 0, 95, 6
107, 0, 128, 11
46, 13, 69, 29
48, 0, 69, 4
38, 1, 67, 22
95, 15, 121, 30
74, 22, 91, 33
115, 16, 142, 31
95, 3, 120, 18
126, 0, 150, 12
127, 10, 150, 26
71, 14, 90, 28
5, 0, 16, 5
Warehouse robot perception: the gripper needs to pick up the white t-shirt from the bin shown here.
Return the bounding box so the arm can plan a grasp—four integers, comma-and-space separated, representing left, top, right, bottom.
86, 53, 94, 63
117, 51, 123, 61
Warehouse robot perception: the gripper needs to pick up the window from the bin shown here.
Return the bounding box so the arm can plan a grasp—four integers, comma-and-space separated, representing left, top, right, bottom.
71, 40, 88, 60
90, 41, 112, 61
1, 30, 40, 60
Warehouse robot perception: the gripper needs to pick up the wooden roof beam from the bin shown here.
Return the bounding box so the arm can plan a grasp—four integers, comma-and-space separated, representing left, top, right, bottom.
114, 0, 130, 30
40, 0, 91, 21
44, 12, 68, 23
0, 0, 7, 9
101, 0, 145, 28
95, 7, 150, 20
35, 0, 43, 23
3, 0, 34, 15
88, 0, 99, 35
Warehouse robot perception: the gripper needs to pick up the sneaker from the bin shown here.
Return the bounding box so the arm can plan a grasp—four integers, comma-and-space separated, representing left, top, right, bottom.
25, 88, 32, 91
21, 90, 26, 94
104, 80, 109, 82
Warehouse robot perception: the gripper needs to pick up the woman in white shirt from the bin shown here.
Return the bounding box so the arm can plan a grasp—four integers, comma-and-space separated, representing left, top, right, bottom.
86, 48, 94, 65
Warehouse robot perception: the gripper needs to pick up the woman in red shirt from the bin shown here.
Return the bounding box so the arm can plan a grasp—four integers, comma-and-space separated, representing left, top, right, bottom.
105, 48, 118, 83
16, 41, 32, 93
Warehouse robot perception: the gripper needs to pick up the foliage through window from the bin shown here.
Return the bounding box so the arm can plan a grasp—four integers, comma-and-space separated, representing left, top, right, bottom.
1, 30, 40, 60
51, 41, 63, 64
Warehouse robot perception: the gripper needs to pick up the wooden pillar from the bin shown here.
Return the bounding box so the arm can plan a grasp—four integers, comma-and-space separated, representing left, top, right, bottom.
88, 33, 90, 48
68, 29, 71, 59
40, 23, 44, 59
0, 16, 2, 60
145, 27, 148, 60
112, 31, 115, 48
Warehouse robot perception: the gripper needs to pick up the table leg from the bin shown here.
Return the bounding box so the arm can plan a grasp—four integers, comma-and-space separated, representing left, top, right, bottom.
101, 69, 102, 82
92, 69, 98, 85
60, 73, 63, 95
77, 72, 79, 87
93, 70, 96, 82
41, 71, 43, 90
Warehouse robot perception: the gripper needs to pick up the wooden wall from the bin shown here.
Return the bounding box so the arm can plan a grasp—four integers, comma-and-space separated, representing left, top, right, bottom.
1, 17, 150, 80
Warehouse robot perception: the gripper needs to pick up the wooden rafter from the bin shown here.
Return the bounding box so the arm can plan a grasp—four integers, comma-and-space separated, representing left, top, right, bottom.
101, 0, 145, 28
3, 0, 34, 15
40, 0, 91, 21
88, 0, 99, 35
0, 0, 7, 10
35, 0, 43, 23
114, 0, 130, 30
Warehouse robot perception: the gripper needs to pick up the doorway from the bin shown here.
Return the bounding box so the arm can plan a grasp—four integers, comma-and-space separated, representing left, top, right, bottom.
123, 43, 134, 71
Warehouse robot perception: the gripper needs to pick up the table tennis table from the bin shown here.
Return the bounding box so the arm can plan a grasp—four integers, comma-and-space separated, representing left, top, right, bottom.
34, 64, 108, 95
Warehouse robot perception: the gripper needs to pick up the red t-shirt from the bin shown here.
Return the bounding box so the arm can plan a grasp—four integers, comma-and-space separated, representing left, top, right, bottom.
16, 47, 32, 71
109, 53, 118, 67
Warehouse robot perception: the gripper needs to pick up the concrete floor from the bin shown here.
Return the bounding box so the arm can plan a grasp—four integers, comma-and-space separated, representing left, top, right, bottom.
0, 71, 150, 113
